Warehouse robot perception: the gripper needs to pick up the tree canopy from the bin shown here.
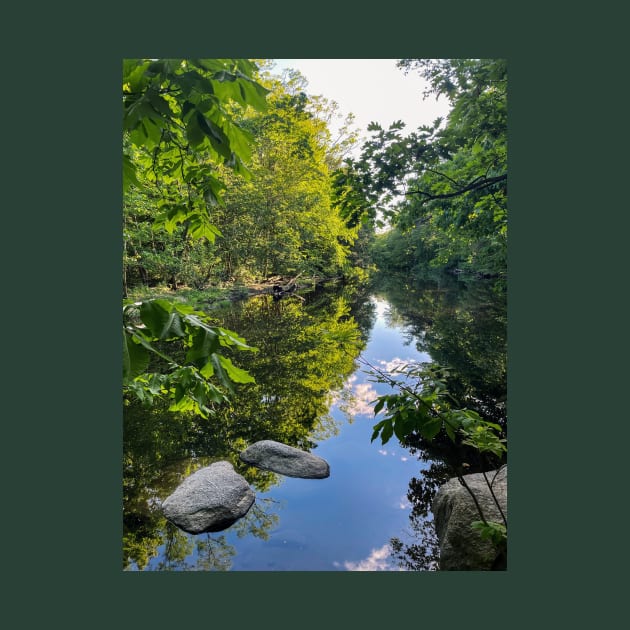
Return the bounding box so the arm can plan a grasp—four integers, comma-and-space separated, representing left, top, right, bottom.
337, 59, 507, 276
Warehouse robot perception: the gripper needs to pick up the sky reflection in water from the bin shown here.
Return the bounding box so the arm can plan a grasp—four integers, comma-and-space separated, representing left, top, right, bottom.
143, 297, 432, 571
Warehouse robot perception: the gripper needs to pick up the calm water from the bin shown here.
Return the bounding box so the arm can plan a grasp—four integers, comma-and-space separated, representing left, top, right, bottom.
123, 274, 506, 571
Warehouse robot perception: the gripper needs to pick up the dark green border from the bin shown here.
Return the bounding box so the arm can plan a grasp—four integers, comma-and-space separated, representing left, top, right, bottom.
8, 1, 609, 626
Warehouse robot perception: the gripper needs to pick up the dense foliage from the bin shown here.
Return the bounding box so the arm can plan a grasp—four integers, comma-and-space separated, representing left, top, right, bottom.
123, 59, 270, 414
211, 73, 359, 282
124, 66, 359, 291
122, 59, 508, 571
337, 59, 507, 276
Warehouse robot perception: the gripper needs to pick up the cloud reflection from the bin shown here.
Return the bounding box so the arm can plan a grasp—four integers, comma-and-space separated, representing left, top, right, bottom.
335, 544, 404, 571
377, 356, 421, 374
335, 374, 381, 418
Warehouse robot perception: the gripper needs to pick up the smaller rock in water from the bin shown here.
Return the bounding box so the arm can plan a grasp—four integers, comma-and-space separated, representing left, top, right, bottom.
161, 461, 255, 534
240, 440, 330, 479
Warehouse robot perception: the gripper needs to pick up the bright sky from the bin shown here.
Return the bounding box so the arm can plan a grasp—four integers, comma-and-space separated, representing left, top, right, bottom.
271, 59, 451, 155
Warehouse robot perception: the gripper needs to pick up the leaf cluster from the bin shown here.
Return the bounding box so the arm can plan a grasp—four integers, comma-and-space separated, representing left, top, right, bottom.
366, 358, 507, 555
123, 298, 256, 417
123, 59, 269, 239
368, 362, 506, 459
471, 519, 507, 547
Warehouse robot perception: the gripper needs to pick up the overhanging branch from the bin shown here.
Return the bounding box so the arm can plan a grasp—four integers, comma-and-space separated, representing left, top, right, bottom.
407, 173, 507, 201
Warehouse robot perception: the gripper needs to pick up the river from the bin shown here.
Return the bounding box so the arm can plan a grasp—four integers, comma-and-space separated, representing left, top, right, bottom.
123, 272, 507, 571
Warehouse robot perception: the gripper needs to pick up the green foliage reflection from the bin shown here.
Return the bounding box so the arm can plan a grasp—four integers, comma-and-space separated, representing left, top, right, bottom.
123, 289, 364, 569
368, 271, 507, 570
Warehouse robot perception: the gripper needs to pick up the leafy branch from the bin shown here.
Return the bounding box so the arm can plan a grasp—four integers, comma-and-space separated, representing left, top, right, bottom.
123, 299, 257, 417
361, 358, 507, 545
407, 173, 507, 202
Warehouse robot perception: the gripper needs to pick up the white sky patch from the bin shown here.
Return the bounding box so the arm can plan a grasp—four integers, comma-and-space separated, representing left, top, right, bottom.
400, 456, 408, 462
342, 544, 403, 571
271, 59, 450, 156
378, 449, 388, 456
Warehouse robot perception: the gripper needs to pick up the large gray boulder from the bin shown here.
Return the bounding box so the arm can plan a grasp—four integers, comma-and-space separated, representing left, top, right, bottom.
161, 461, 255, 534
239, 440, 330, 479
432, 466, 507, 570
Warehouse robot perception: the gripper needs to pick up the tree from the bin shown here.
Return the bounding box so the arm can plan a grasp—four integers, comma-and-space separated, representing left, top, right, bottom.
339, 59, 507, 275
212, 71, 360, 282
123, 59, 269, 415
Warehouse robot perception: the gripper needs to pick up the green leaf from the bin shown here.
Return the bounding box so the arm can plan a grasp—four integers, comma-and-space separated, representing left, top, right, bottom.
123, 96, 153, 131
186, 113, 205, 146
187, 214, 223, 241
373, 398, 385, 415
222, 121, 254, 163
370, 419, 386, 443
191, 59, 226, 74
142, 118, 163, 148
419, 416, 443, 440
218, 356, 255, 383
471, 520, 507, 546
123, 153, 141, 194
213, 70, 238, 83
146, 89, 174, 119
216, 326, 257, 351
200, 361, 214, 378
139, 300, 185, 340
123, 330, 150, 382
169, 302, 198, 316
181, 100, 196, 121
185, 327, 220, 366
444, 422, 456, 441
393, 413, 414, 441
201, 173, 227, 205
197, 113, 232, 159
210, 354, 233, 393
380, 420, 394, 445
127, 328, 174, 364
236, 76, 269, 111
155, 203, 190, 234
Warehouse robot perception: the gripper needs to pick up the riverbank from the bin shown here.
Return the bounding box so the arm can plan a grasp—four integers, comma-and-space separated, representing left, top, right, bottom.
124, 274, 347, 310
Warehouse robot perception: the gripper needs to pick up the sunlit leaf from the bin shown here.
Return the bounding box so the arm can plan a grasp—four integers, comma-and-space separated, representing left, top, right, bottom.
123, 153, 141, 194
218, 356, 255, 383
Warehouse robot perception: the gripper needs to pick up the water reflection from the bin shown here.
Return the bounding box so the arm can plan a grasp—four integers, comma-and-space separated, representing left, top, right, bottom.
123, 274, 506, 571
369, 272, 507, 570
124, 288, 366, 570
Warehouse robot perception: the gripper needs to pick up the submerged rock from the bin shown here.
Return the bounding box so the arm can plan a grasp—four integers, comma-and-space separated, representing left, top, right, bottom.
239, 440, 330, 479
433, 466, 507, 570
161, 461, 255, 534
